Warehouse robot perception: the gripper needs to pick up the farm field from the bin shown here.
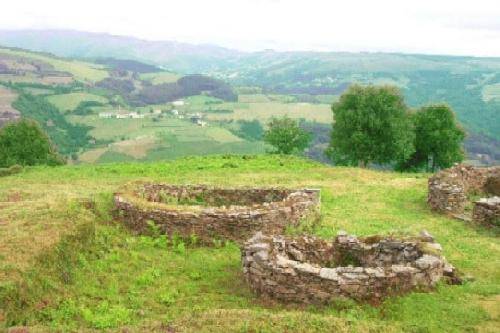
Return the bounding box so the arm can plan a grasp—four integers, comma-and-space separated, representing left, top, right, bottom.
174, 94, 333, 123
0, 48, 108, 82
64, 92, 334, 164
0, 156, 498, 332
46, 92, 109, 112
70, 115, 262, 163
205, 100, 333, 123
140, 71, 181, 84
69, 116, 242, 143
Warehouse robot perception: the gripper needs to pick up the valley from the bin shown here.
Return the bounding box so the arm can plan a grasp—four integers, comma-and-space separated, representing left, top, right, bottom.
0, 32, 499, 166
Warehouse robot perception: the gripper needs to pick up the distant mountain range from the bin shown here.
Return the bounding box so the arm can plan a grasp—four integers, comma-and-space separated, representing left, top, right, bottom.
0, 30, 238, 73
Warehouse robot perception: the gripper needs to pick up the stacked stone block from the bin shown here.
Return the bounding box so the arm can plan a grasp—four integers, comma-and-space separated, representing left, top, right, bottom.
114, 184, 320, 245
428, 164, 500, 226
242, 231, 457, 304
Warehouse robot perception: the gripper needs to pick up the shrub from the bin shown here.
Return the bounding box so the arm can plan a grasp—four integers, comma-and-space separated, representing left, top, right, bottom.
264, 116, 312, 155
0, 119, 65, 168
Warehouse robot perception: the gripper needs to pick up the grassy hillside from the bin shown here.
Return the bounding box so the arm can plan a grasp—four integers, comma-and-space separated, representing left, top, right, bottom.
0, 156, 498, 332
140, 72, 181, 85
46, 92, 109, 112
0, 47, 108, 82
1, 30, 498, 163
1, 40, 498, 164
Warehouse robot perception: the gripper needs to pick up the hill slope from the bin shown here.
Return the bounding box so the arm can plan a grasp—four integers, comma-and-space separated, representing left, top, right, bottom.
0, 30, 498, 142
0, 33, 498, 164
0, 156, 498, 332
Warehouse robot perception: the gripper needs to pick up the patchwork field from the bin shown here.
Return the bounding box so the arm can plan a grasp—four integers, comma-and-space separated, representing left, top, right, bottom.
0, 156, 498, 332
70, 115, 262, 163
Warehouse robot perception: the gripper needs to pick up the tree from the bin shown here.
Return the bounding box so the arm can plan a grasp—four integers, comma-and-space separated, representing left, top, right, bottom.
327, 85, 414, 167
0, 119, 65, 168
263, 116, 311, 154
398, 104, 465, 171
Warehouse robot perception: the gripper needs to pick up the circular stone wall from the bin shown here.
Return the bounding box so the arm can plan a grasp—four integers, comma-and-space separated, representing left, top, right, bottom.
114, 183, 320, 244
242, 231, 458, 304
428, 164, 500, 225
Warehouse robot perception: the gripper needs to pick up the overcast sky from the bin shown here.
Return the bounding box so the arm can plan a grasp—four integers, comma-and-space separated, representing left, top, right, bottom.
1, 0, 500, 56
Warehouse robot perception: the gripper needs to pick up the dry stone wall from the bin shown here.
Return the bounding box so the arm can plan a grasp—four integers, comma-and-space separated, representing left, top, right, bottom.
242, 231, 458, 304
472, 197, 500, 226
428, 164, 500, 226
114, 184, 320, 245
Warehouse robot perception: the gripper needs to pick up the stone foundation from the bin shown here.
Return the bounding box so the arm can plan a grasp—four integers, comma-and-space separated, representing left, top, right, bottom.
114, 184, 320, 244
472, 197, 500, 226
242, 231, 458, 304
428, 164, 500, 226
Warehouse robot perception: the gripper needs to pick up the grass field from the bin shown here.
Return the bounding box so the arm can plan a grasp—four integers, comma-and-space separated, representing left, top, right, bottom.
174, 94, 333, 124
71, 116, 260, 163
67, 93, 333, 164
0, 156, 498, 332
140, 71, 181, 84
46, 92, 109, 112
0, 48, 109, 82
206, 100, 333, 123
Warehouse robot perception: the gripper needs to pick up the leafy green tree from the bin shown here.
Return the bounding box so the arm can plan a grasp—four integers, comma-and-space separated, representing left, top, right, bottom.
398, 104, 465, 171
0, 119, 65, 168
327, 85, 414, 167
263, 116, 311, 154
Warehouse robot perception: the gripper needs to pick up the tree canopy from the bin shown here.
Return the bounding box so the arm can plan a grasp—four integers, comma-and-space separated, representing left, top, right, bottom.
327, 85, 414, 167
0, 119, 65, 168
263, 116, 311, 155
398, 104, 465, 171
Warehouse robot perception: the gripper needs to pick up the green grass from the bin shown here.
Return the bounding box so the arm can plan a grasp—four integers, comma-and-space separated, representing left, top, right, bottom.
0, 155, 498, 332
140, 71, 181, 85
65, 93, 333, 164
205, 100, 332, 124
70, 115, 262, 163
46, 92, 109, 112
0, 48, 109, 82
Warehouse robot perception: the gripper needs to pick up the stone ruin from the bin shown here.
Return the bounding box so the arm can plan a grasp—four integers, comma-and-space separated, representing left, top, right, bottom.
473, 197, 500, 225
113, 183, 462, 304
428, 164, 500, 226
242, 231, 459, 304
114, 183, 320, 245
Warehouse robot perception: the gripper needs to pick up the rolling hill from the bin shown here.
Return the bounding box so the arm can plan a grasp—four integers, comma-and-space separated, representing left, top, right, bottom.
0, 31, 499, 165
